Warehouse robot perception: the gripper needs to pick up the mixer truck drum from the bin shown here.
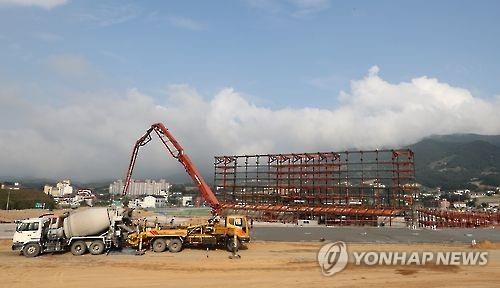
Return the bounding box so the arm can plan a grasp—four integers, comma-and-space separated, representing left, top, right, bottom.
63, 208, 113, 238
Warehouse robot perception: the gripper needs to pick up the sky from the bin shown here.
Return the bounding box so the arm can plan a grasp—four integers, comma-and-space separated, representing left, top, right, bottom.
0, 0, 499, 182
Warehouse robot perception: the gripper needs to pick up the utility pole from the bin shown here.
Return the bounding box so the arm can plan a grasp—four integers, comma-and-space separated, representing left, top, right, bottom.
6, 189, 11, 210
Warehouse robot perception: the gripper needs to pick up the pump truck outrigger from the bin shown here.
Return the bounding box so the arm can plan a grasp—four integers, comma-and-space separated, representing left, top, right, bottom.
122, 123, 250, 253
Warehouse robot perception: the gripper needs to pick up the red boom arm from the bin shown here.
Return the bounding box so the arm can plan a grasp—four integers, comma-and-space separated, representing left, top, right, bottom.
121, 123, 220, 213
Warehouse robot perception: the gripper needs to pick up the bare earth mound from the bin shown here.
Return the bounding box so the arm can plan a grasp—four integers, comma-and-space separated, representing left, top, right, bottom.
0, 209, 69, 223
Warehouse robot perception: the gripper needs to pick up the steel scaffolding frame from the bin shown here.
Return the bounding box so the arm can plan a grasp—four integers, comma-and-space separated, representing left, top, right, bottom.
214, 149, 417, 225
416, 208, 500, 228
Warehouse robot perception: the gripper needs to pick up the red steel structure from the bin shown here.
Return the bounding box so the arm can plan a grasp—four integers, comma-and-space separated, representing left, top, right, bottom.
417, 208, 500, 228
214, 150, 418, 225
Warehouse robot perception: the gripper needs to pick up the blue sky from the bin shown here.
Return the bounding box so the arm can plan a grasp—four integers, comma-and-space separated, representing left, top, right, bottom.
1, 0, 500, 181
1, 0, 498, 108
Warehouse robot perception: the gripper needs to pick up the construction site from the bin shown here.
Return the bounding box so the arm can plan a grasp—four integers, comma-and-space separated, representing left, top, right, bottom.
0, 122, 498, 288
2, 1, 500, 287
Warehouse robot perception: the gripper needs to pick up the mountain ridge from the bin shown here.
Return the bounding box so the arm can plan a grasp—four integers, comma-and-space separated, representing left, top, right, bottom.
408, 134, 500, 189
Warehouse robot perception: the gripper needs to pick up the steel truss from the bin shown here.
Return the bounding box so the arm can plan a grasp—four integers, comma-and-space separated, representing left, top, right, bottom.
214, 149, 417, 226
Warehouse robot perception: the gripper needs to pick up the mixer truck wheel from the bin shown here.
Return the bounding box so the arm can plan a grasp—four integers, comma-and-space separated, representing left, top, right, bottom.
23, 243, 41, 257
152, 238, 167, 253
70, 241, 87, 256
89, 240, 105, 255
168, 238, 182, 253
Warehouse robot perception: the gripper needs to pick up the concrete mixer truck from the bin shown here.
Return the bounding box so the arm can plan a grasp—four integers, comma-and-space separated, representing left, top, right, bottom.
12, 207, 134, 257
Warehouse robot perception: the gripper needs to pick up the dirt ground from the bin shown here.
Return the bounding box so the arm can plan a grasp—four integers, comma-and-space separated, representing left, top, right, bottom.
0, 208, 146, 223
0, 208, 208, 227
0, 240, 498, 288
0, 209, 67, 222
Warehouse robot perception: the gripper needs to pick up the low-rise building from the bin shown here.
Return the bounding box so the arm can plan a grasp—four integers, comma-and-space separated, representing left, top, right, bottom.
439, 199, 450, 210
486, 190, 496, 196
454, 189, 470, 196
1, 182, 21, 190
73, 189, 96, 206
470, 192, 485, 198
131, 195, 167, 209
452, 202, 467, 210
57, 180, 73, 195
488, 202, 499, 210
44, 180, 74, 197
53, 189, 96, 208
182, 196, 193, 207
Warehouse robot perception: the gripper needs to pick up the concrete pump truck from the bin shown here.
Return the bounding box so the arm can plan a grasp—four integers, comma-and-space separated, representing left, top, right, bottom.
122, 123, 250, 253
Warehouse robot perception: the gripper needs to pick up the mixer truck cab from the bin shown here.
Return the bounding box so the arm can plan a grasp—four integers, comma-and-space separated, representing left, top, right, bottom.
12, 217, 48, 256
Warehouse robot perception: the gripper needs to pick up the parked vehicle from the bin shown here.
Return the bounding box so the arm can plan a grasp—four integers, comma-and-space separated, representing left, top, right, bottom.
127, 215, 250, 253
121, 123, 251, 252
12, 207, 133, 257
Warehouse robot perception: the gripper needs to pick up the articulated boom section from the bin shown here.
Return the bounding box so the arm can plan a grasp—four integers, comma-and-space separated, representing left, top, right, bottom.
122, 123, 220, 213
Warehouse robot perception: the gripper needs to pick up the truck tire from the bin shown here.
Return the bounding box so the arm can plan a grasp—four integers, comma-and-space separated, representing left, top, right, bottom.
168, 238, 182, 253
89, 240, 105, 255
152, 238, 167, 253
226, 237, 241, 252
23, 243, 41, 257
70, 241, 87, 256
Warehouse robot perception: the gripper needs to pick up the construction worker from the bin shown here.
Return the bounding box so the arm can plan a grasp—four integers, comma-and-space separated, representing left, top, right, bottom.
230, 234, 240, 259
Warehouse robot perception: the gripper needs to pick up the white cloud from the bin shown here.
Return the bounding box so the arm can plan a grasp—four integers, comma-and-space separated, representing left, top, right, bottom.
308, 74, 346, 91
99, 50, 125, 63
368, 65, 380, 76
168, 16, 204, 31
246, 0, 331, 17
46, 54, 92, 78
245, 0, 283, 13
289, 0, 330, 17
76, 4, 139, 27
1, 66, 500, 182
34, 32, 62, 42
0, 0, 67, 9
